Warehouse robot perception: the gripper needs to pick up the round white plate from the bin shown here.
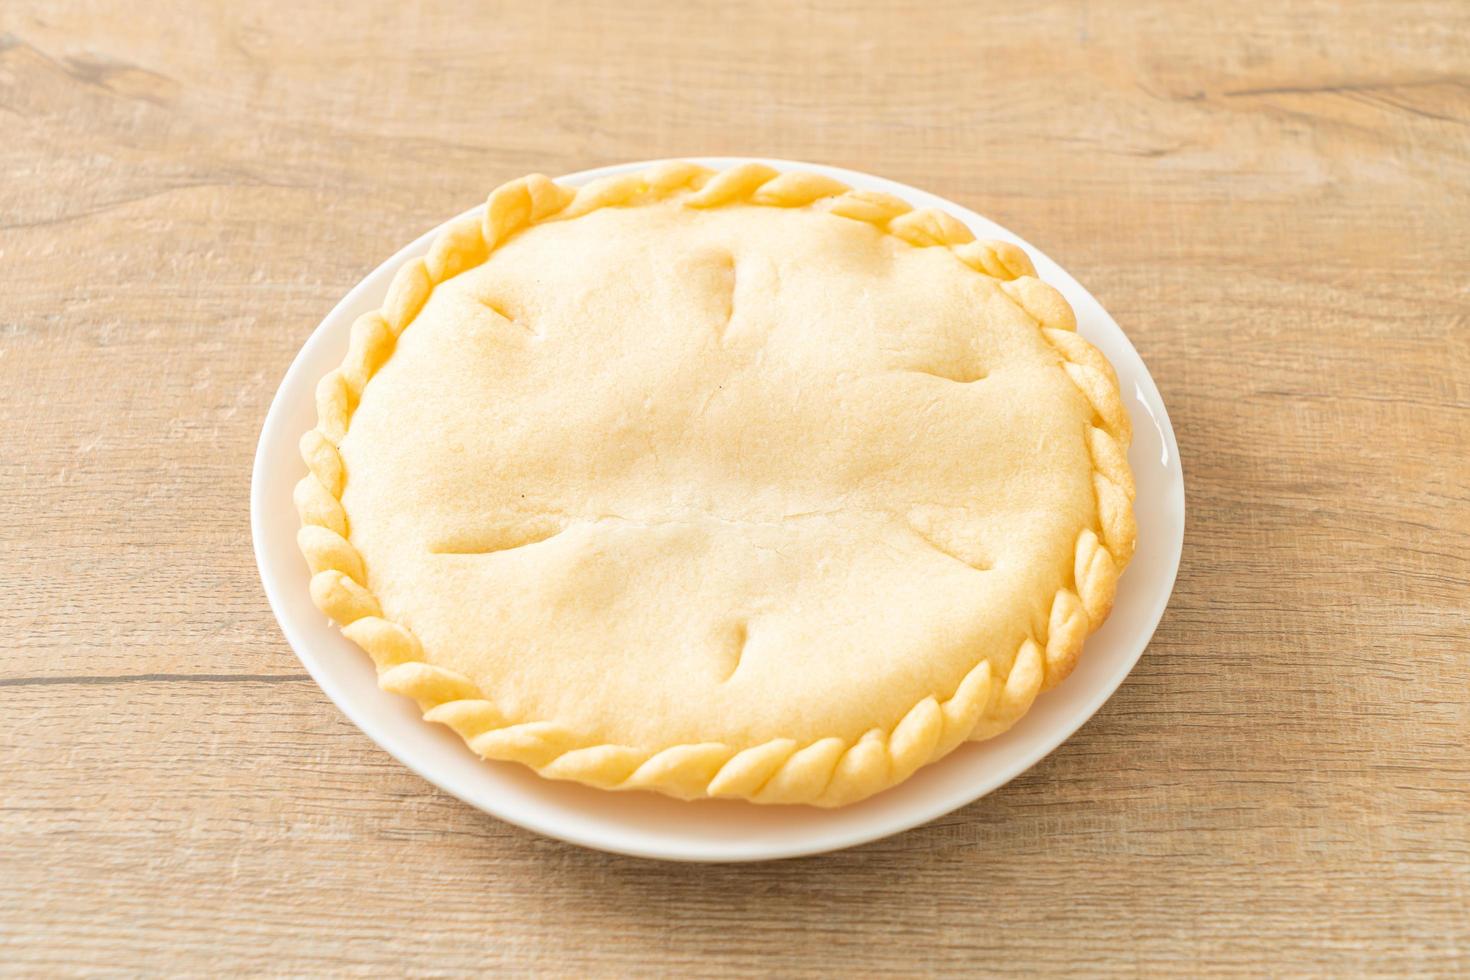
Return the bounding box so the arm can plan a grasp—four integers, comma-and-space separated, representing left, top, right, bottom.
251, 157, 1184, 862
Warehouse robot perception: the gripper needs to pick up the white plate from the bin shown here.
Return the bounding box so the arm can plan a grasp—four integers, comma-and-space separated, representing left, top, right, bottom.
251, 157, 1184, 862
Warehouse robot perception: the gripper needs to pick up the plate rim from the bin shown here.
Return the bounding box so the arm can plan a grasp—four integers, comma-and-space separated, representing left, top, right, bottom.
251, 156, 1185, 862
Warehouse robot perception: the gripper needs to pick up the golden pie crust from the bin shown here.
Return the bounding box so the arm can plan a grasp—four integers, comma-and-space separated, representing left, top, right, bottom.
295, 162, 1136, 806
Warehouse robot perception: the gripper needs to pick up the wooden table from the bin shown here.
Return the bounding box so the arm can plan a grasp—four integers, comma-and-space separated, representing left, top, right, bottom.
3, 1, 1467, 974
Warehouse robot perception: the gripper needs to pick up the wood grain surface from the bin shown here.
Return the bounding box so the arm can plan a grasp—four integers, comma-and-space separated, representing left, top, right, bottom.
2, 0, 1467, 975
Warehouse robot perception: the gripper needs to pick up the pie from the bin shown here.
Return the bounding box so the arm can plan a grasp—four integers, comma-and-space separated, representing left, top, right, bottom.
294, 161, 1136, 806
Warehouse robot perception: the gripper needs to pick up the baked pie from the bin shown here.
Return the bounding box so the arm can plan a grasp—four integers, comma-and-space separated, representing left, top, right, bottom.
295, 161, 1135, 806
